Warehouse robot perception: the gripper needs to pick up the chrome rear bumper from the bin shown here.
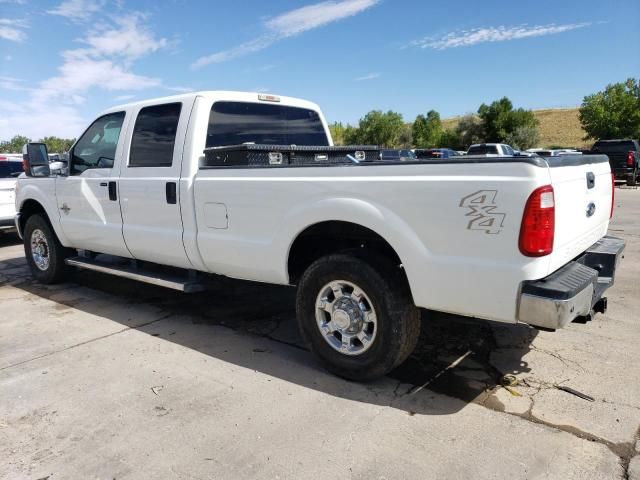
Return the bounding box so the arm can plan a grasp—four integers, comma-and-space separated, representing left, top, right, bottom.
518, 236, 625, 330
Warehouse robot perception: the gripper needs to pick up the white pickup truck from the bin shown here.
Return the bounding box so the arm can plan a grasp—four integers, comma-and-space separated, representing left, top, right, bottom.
15, 91, 624, 380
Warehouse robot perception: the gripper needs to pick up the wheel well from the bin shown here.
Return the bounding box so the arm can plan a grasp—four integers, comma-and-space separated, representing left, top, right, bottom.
19, 199, 48, 232
287, 221, 403, 284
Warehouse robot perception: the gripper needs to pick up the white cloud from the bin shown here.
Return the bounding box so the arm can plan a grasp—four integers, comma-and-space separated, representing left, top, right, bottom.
0, 99, 87, 140
265, 0, 378, 37
114, 94, 135, 101
411, 22, 591, 50
0, 18, 28, 42
0, 14, 167, 139
354, 72, 380, 81
47, 0, 105, 22
192, 0, 378, 68
0, 75, 28, 91
82, 14, 167, 60
165, 86, 194, 93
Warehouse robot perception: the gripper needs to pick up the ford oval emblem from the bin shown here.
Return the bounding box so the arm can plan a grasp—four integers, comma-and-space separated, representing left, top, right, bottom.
586, 202, 596, 217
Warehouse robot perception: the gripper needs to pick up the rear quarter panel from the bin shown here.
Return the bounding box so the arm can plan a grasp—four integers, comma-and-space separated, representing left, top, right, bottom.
193, 161, 553, 323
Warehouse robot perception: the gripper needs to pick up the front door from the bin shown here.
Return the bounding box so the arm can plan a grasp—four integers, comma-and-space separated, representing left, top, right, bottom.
56, 111, 131, 257
118, 100, 193, 268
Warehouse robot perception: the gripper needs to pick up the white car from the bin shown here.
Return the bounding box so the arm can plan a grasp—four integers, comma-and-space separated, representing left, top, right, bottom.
0, 154, 22, 232
527, 148, 582, 156
467, 143, 517, 156
14, 91, 624, 380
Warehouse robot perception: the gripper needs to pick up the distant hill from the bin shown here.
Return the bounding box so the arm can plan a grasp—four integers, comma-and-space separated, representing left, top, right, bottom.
442, 107, 591, 149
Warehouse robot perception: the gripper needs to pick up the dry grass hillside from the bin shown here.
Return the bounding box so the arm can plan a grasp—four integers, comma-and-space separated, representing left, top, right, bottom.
442, 107, 591, 149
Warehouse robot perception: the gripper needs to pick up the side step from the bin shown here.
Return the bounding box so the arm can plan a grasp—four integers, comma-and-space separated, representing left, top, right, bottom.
65, 256, 206, 293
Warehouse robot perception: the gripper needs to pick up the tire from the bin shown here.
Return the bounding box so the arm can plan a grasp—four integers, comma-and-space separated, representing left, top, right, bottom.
627, 168, 637, 186
23, 214, 73, 284
296, 253, 420, 381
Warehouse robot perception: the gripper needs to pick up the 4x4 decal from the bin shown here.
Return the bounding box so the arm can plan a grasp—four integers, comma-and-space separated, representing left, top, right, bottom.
459, 190, 506, 234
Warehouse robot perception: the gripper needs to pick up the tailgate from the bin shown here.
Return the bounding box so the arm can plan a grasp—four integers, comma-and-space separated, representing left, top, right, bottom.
546, 154, 612, 272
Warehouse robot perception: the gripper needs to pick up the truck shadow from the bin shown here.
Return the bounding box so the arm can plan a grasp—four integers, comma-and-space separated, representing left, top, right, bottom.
6, 257, 538, 416
0, 232, 22, 247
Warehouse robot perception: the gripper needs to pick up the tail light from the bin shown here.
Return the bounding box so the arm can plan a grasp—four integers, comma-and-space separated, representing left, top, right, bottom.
610, 173, 615, 219
627, 151, 635, 167
0, 156, 7, 162
519, 185, 555, 257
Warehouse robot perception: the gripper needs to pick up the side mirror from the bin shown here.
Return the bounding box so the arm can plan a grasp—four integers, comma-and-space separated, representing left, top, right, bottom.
49, 161, 67, 176
22, 143, 51, 177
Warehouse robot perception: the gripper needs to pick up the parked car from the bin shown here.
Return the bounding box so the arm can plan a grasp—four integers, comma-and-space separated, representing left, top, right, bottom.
15, 91, 624, 381
526, 148, 582, 156
466, 143, 517, 156
380, 149, 416, 161
415, 148, 459, 159
0, 154, 23, 232
587, 139, 639, 186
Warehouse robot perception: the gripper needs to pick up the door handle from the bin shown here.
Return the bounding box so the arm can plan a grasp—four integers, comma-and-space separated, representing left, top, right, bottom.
166, 182, 177, 204
108, 181, 117, 201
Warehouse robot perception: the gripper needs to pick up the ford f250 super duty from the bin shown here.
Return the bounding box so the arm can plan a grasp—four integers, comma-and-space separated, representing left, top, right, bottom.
14, 91, 625, 381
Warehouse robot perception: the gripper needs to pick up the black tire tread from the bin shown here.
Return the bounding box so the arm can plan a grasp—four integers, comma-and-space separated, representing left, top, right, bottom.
23, 214, 72, 284
296, 252, 420, 381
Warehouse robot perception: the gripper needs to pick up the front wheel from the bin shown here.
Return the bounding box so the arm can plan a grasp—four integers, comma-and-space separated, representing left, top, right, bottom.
296, 253, 420, 381
23, 214, 72, 284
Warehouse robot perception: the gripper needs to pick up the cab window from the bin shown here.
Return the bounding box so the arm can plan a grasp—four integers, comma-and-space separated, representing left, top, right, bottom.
71, 112, 125, 175
129, 103, 182, 167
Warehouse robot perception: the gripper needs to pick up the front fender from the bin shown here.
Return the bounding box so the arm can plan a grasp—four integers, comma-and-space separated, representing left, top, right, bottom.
17, 180, 71, 246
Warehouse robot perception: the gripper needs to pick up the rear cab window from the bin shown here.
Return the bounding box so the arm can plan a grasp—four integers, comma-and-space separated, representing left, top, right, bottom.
468, 145, 498, 155
206, 101, 329, 148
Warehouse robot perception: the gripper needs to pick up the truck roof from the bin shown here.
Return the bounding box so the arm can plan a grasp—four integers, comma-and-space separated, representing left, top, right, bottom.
104, 91, 323, 116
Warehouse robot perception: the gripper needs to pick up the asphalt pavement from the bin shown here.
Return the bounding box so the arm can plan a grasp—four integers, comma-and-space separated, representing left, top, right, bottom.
1, 187, 639, 479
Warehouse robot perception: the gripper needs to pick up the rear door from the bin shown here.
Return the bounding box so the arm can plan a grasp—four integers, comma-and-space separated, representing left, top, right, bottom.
118, 99, 195, 268
546, 155, 613, 272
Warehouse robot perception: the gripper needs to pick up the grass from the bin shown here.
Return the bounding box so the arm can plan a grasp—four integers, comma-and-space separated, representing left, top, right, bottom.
442, 107, 591, 149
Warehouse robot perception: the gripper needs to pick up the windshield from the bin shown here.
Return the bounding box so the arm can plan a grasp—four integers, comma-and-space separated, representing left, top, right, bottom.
206, 102, 329, 147
592, 141, 637, 153
0, 156, 24, 179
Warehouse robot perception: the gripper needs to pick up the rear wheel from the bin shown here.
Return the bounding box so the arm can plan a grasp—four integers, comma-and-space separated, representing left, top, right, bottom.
23, 214, 72, 284
296, 253, 420, 381
627, 168, 638, 186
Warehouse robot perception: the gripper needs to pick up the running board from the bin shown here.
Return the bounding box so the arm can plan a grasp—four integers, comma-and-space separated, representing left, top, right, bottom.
65, 257, 206, 293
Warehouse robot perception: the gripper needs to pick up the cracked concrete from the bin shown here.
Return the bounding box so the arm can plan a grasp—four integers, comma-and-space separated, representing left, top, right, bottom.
0, 188, 639, 479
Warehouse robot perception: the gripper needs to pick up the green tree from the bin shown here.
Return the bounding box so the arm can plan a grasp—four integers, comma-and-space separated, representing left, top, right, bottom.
455, 114, 484, 148
329, 122, 347, 145
0, 135, 31, 153
504, 126, 540, 150
412, 110, 442, 148
579, 78, 640, 140
343, 125, 362, 145
477, 97, 538, 142
398, 123, 413, 148
39, 136, 75, 153
439, 129, 462, 150
355, 110, 404, 147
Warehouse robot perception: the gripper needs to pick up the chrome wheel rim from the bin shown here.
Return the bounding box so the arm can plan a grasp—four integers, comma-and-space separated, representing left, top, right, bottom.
315, 280, 377, 356
30, 229, 50, 271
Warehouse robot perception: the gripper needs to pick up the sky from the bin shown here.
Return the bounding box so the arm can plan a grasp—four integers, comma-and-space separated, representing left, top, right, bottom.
0, 0, 639, 139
